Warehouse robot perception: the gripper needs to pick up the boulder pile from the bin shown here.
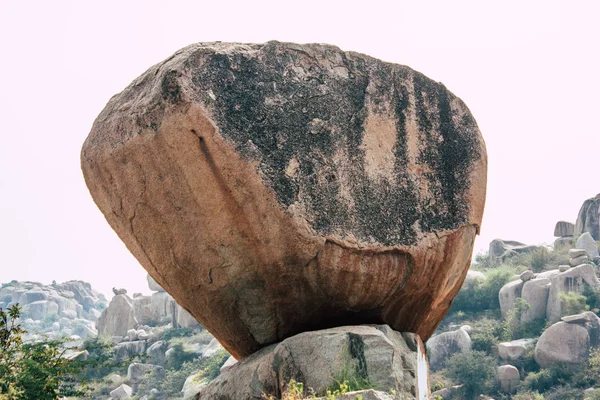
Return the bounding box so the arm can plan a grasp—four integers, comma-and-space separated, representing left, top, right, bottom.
0, 280, 106, 342
553, 220, 574, 249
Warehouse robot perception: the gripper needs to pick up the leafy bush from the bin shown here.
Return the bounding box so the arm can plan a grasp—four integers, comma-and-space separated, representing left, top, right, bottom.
544, 385, 585, 399
159, 326, 196, 341
444, 350, 497, 398
502, 298, 531, 340
559, 292, 589, 317
0, 305, 91, 399
513, 391, 545, 400
450, 265, 518, 315
157, 349, 229, 397
584, 286, 600, 313
470, 318, 502, 354
524, 366, 577, 393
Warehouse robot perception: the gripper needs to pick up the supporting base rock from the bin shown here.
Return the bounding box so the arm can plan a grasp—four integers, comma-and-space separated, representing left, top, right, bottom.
195, 325, 429, 400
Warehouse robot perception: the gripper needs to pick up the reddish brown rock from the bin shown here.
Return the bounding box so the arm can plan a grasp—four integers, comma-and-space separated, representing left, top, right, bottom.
81, 41, 487, 359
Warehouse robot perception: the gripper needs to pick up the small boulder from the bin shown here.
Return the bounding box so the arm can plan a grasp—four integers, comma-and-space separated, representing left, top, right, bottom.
115, 341, 146, 359
463, 270, 485, 289
535, 311, 600, 368
498, 338, 537, 361
127, 329, 138, 341
554, 236, 574, 250
427, 326, 472, 371
555, 221, 575, 237
520, 270, 535, 282
577, 232, 599, 258
570, 255, 589, 267
559, 265, 570, 272
497, 365, 520, 394
110, 383, 133, 400
146, 340, 167, 364
569, 249, 588, 258
127, 363, 164, 392
113, 287, 128, 296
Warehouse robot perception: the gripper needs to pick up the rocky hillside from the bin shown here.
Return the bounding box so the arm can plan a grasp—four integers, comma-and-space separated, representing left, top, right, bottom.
426, 194, 600, 399
0, 279, 106, 343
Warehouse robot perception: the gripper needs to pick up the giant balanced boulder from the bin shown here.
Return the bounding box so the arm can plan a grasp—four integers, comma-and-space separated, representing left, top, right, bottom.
81, 42, 487, 359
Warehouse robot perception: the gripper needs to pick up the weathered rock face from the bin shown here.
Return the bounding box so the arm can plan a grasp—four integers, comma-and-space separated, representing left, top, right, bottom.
195, 325, 429, 400
499, 280, 525, 318
575, 194, 600, 240
546, 264, 600, 321
81, 41, 487, 358
520, 278, 551, 323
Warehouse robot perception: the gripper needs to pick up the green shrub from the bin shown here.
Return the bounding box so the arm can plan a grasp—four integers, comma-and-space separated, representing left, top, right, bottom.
444, 350, 497, 398
502, 298, 531, 340
584, 286, 600, 313
559, 292, 589, 317
544, 385, 584, 399
165, 342, 197, 370
471, 318, 502, 354
160, 327, 195, 341
524, 366, 577, 393
157, 349, 229, 396
512, 391, 545, 400
450, 265, 518, 315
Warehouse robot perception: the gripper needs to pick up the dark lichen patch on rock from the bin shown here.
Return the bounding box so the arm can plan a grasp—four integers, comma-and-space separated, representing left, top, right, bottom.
183, 42, 483, 246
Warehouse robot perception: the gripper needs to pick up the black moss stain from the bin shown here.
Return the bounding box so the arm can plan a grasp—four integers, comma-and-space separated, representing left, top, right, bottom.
347, 333, 368, 381
161, 70, 182, 104
189, 43, 481, 246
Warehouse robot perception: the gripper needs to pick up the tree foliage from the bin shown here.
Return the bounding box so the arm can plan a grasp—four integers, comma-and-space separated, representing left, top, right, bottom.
0, 304, 91, 399
444, 350, 496, 399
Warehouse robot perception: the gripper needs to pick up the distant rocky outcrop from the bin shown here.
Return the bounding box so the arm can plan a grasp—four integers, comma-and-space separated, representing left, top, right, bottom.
0, 280, 106, 342
489, 239, 541, 267
575, 194, 600, 240
82, 41, 487, 359
196, 325, 429, 400
499, 263, 600, 324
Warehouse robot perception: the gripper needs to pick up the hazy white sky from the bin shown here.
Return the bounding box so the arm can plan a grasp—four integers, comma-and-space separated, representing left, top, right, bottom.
1, 1, 599, 299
